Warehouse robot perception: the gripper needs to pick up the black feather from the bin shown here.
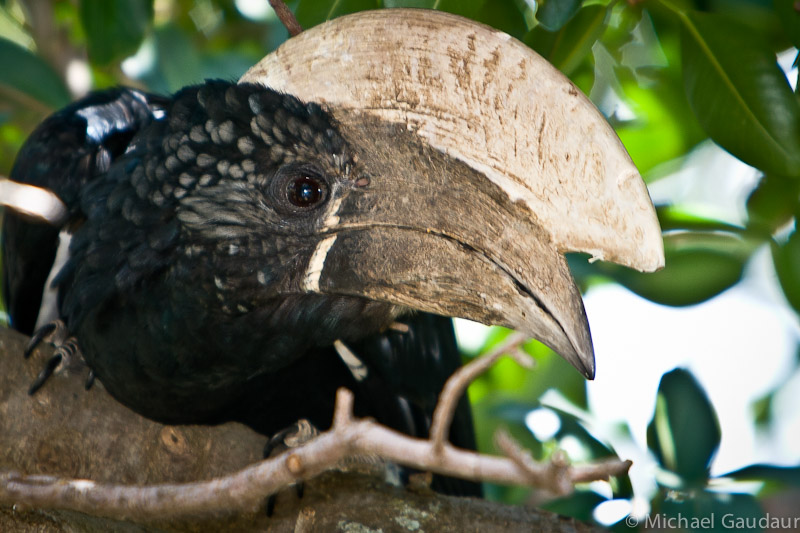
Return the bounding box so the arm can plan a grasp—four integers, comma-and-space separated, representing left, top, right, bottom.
3, 80, 482, 497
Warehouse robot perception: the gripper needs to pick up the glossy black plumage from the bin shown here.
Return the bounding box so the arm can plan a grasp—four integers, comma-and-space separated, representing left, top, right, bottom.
3, 88, 167, 335
2, 81, 480, 496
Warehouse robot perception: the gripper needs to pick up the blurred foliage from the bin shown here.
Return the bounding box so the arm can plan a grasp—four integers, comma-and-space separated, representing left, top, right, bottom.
647, 369, 720, 486
1, 0, 799, 529
80, 0, 153, 65
0, 38, 70, 108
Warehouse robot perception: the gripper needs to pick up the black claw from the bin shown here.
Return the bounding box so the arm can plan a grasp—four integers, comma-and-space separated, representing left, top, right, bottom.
265, 494, 276, 517
262, 441, 277, 460
262, 431, 285, 518
85, 370, 96, 390
28, 354, 62, 395
63, 341, 77, 359
24, 323, 58, 359
261, 421, 311, 517
263, 481, 303, 517
262, 425, 296, 459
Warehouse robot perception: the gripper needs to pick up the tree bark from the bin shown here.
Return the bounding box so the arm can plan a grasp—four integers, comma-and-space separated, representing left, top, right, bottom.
0, 326, 604, 532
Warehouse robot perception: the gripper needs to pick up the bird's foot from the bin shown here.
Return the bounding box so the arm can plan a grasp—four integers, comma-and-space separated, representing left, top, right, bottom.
263, 420, 319, 516
24, 320, 88, 394
24, 320, 66, 359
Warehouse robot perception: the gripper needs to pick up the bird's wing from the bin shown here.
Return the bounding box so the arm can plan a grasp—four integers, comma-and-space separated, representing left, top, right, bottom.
2, 89, 167, 334
229, 311, 480, 496
350, 314, 471, 441
349, 312, 481, 496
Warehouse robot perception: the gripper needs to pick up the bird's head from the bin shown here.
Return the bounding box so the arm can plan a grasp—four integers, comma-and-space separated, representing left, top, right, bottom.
148, 80, 591, 377
235, 9, 666, 379
64, 10, 663, 383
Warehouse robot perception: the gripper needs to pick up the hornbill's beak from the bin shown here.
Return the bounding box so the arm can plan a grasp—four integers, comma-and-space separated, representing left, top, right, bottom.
305, 115, 596, 377
241, 9, 665, 379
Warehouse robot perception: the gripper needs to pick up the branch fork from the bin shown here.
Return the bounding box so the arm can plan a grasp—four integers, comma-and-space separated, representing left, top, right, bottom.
1, 332, 630, 520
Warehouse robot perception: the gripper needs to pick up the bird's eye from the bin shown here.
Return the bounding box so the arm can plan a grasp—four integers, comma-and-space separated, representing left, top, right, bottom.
288, 176, 325, 208
270, 165, 329, 213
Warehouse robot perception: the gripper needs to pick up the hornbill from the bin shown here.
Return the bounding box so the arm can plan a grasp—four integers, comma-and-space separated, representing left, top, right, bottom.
1, 10, 663, 497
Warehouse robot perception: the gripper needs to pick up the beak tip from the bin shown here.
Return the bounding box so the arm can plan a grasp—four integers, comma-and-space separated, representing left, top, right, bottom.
570, 348, 596, 381
562, 334, 595, 380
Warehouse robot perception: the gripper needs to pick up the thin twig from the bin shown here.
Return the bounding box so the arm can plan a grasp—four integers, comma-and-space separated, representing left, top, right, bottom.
570, 458, 633, 483
511, 347, 535, 368
0, 387, 631, 520
333, 387, 354, 430
495, 429, 572, 496
495, 429, 632, 496
429, 332, 529, 451
269, 0, 303, 36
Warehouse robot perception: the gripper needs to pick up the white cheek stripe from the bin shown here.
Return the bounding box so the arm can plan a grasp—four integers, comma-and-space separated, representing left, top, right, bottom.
302, 234, 338, 293
323, 196, 343, 228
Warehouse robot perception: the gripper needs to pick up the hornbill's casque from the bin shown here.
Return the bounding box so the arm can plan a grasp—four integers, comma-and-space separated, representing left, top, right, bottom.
1, 10, 663, 497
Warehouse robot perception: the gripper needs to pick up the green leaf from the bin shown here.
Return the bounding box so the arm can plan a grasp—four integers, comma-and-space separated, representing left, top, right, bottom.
536, 0, 582, 32
678, 9, 800, 176
471, 397, 544, 461
775, 0, 800, 50
597, 230, 758, 307
536, 0, 582, 31
79, 0, 153, 66
772, 230, 800, 315
383, 0, 436, 7
746, 174, 800, 233
476, 0, 527, 39
0, 5, 34, 48
202, 52, 260, 82
525, 4, 608, 76
655, 206, 753, 233
382, 0, 485, 18
469, 329, 587, 408
647, 369, 720, 485
296, 0, 378, 29
541, 491, 606, 522
0, 38, 70, 109
722, 464, 800, 487
615, 76, 705, 175
152, 25, 203, 92
548, 406, 618, 460
655, 490, 763, 532
430, 0, 485, 19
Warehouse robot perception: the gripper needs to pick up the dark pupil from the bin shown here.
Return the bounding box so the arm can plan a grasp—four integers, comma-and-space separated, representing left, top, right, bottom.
289, 176, 322, 207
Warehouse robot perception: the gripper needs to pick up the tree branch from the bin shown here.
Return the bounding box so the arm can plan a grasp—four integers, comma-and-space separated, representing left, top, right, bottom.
269, 0, 303, 36
1, 387, 629, 519
429, 332, 529, 451
0, 327, 629, 525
